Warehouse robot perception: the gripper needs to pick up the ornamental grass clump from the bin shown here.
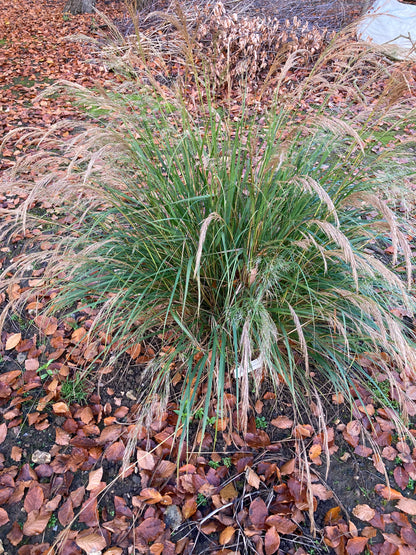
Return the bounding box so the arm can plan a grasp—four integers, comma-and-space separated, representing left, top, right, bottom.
1, 41, 416, 449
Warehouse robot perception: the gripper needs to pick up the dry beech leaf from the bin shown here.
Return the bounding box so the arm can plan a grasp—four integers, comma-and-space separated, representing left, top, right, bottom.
373, 454, 385, 474
374, 484, 403, 500
352, 504, 376, 522
11, 445, 22, 461
396, 497, 416, 516
220, 482, 238, 501
394, 467, 409, 490
127, 342, 142, 359
324, 506, 342, 524
58, 498, 74, 527
280, 458, 295, 475
52, 402, 70, 415
103, 549, 123, 555
219, 526, 235, 545
156, 459, 176, 479
5, 332, 21, 350
309, 444, 322, 460
79, 406, 94, 424
25, 358, 39, 371
182, 497, 197, 519
294, 424, 313, 438
24, 485, 44, 513
149, 544, 164, 555
361, 526, 377, 539
265, 526, 281, 555
0, 507, 9, 527
136, 517, 165, 543
0, 423, 7, 445
265, 515, 298, 534
55, 427, 71, 446
137, 449, 155, 471
311, 484, 333, 501
44, 494, 62, 512
23, 509, 51, 536
139, 488, 163, 504
244, 430, 270, 447
346, 537, 368, 555
246, 467, 261, 489
79, 497, 99, 527
86, 467, 103, 491
71, 327, 87, 343
6, 521, 23, 546
270, 416, 293, 429
75, 530, 107, 553
349, 521, 358, 537
332, 393, 344, 405
401, 527, 416, 545
381, 532, 402, 546
346, 420, 361, 436
249, 497, 268, 529
105, 441, 125, 462
354, 445, 372, 458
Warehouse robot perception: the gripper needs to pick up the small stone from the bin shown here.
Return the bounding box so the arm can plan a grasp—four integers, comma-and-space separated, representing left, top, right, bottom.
125, 390, 137, 401
16, 353, 27, 364
0, 539, 5, 554
31, 450, 51, 464
164, 504, 183, 531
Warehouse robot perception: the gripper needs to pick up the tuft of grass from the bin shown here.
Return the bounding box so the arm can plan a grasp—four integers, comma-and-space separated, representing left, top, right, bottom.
60, 375, 89, 405
2, 30, 416, 459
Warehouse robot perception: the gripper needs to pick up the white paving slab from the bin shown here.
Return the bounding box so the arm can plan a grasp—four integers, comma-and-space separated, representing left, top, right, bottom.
357, 0, 416, 58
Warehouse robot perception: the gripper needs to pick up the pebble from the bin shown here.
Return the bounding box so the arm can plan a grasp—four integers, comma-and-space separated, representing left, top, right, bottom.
31, 450, 51, 464
125, 390, 137, 401
0, 539, 5, 554
164, 504, 183, 531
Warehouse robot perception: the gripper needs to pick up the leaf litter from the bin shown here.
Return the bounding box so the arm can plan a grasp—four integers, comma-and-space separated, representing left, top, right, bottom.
1, 0, 416, 553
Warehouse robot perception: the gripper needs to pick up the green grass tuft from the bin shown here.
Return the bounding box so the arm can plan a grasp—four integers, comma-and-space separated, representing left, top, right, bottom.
31, 82, 416, 450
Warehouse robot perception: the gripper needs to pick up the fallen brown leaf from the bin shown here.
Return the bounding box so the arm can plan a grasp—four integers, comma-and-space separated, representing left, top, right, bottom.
220, 482, 238, 501
396, 497, 416, 516
346, 536, 368, 555
137, 449, 156, 471
352, 504, 376, 522
0, 508, 9, 527
135, 517, 165, 543
394, 467, 410, 490
0, 423, 7, 445
249, 497, 268, 529
182, 497, 197, 519
270, 416, 293, 429
374, 484, 403, 500
219, 526, 235, 545
86, 467, 103, 491
75, 530, 107, 553
246, 467, 261, 489
265, 526, 280, 555
6, 521, 23, 546
24, 485, 44, 513
265, 515, 298, 534
5, 332, 22, 350
58, 498, 74, 527
23, 509, 51, 536
139, 488, 163, 504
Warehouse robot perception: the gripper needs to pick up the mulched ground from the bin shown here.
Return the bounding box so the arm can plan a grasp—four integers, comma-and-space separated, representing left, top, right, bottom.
1, 1, 416, 554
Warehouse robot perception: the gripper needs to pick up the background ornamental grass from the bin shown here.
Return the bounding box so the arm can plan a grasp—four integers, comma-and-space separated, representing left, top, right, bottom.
2, 23, 416, 452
